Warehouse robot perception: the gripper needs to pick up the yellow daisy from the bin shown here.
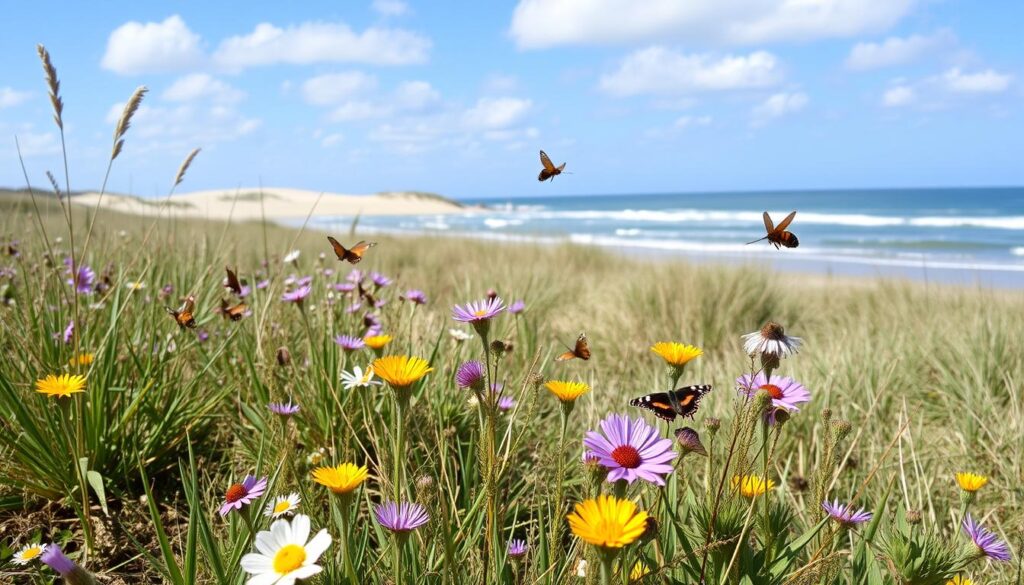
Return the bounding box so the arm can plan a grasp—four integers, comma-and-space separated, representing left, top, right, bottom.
68, 353, 94, 367
566, 494, 649, 549
650, 342, 702, 367
312, 463, 369, 495
946, 576, 972, 585
12, 542, 46, 565
371, 355, 433, 390
363, 334, 393, 350
955, 472, 988, 493
35, 374, 86, 398
732, 474, 776, 498
544, 380, 590, 403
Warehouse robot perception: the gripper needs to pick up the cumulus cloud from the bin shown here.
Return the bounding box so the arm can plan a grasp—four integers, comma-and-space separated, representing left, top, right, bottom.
882, 85, 915, 107
462, 97, 533, 130
393, 81, 442, 112
845, 30, 955, 70
302, 72, 378, 106
101, 15, 203, 75
163, 74, 245, 104
212, 22, 430, 69
372, 0, 410, 17
751, 92, 808, 125
0, 88, 31, 109
941, 68, 1012, 93
510, 0, 916, 49
599, 48, 781, 96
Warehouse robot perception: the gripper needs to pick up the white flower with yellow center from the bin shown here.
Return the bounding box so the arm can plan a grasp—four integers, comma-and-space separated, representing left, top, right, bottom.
341, 365, 382, 391
264, 493, 301, 519
13, 542, 46, 565
240, 514, 331, 585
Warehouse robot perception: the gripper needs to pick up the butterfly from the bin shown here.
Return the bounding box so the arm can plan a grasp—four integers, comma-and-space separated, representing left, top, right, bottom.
218, 298, 247, 321
746, 211, 799, 249
538, 150, 566, 182
556, 333, 591, 361
224, 266, 243, 296
165, 294, 197, 330
629, 385, 712, 422
327, 236, 377, 264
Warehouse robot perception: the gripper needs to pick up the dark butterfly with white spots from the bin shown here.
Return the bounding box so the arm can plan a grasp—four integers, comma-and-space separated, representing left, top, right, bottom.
629, 385, 712, 422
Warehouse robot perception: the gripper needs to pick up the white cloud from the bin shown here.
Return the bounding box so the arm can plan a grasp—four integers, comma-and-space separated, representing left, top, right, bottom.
328, 101, 392, 122
599, 48, 781, 96
302, 72, 378, 106
212, 22, 430, 69
372, 0, 410, 17
10, 130, 59, 157
321, 132, 344, 147
941, 68, 1012, 93
163, 74, 245, 104
0, 88, 31, 109
845, 30, 954, 70
101, 15, 203, 75
751, 92, 808, 125
882, 85, 915, 107
483, 74, 520, 93
393, 81, 441, 112
462, 97, 533, 130
674, 115, 713, 128
510, 0, 916, 49
105, 100, 260, 152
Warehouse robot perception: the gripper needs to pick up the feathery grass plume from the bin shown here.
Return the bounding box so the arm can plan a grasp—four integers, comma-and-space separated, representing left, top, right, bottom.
36, 44, 63, 130
111, 86, 147, 161
45, 170, 61, 199
173, 147, 202, 188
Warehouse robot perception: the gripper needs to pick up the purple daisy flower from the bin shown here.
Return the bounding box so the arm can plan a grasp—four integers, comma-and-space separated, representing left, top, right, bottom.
821, 499, 872, 526
40, 543, 93, 582
196, 330, 210, 343
334, 282, 356, 293
61, 320, 75, 345
345, 302, 363, 314
238, 285, 251, 297
219, 475, 268, 516
67, 264, 95, 294
736, 373, 811, 424
334, 335, 366, 351
374, 501, 430, 533
498, 396, 516, 412
452, 297, 506, 323
268, 402, 300, 417
508, 538, 528, 558
256, 279, 270, 290
374, 298, 388, 308
583, 413, 678, 486
402, 289, 427, 305
456, 360, 486, 391
962, 514, 1012, 562
281, 285, 312, 305
509, 300, 526, 315
370, 272, 392, 287
346, 269, 364, 283
296, 276, 313, 287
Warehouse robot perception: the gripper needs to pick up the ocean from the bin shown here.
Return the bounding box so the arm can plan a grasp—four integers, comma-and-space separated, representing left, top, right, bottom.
308, 187, 1024, 287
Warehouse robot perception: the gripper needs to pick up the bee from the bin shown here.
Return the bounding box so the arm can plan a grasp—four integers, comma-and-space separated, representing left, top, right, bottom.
165, 295, 197, 330
537, 150, 566, 182
327, 237, 377, 264
556, 332, 591, 361
746, 211, 799, 249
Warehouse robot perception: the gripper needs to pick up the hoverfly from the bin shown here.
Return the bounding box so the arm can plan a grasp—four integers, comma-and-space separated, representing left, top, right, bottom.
746, 211, 799, 249
538, 150, 566, 182
166, 295, 197, 330
327, 237, 377, 264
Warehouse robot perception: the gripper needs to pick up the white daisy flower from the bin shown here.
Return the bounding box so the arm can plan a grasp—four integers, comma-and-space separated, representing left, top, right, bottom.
283, 250, 301, 264
265, 493, 301, 518
574, 558, 588, 578
448, 328, 473, 342
12, 542, 46, 565
125, 280, 146, 291
742, 321, 802, 359
341, 366, 382, 390
240, 514, 331, 585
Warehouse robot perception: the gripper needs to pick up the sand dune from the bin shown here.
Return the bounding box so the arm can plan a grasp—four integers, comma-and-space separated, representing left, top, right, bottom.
69, 187, 468, 221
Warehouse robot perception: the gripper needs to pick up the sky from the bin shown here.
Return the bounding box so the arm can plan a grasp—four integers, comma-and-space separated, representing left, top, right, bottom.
0, 0, 1021, 200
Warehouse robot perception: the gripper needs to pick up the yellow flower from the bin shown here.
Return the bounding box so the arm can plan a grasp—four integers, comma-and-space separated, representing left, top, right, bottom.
566, 494, 649, 549
35, 374, 86, 398
545, 380, 590, 403
371, 356, 433, 389
312, 463, 369, 495
363, 334, 393, 350
946, 576, 972, 585
68, 353, 94, 366
732, 474, 776, 498
650, 342, 702, 367
955, 472, 988, 493
630, 561, 651, 581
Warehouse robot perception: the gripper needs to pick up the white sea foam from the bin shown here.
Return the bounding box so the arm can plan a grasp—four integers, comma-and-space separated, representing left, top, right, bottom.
1013, 247, 1024, 256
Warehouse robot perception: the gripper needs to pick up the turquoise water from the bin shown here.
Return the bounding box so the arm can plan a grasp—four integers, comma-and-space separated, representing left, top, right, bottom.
309, 187, 1024, 287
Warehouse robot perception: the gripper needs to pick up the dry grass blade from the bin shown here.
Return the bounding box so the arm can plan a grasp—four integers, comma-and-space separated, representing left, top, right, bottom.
111, 86, 148, 160
174, 148, 201, 188
36, 44, 63, 130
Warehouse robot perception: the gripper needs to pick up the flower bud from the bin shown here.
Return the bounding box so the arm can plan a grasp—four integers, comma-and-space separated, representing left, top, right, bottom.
674, 427, 707, 457
821, 408, 832, 424
486, 288, 498, 300
831, 419, 852, 442
704, 417, 721, 436
40, 543, 97, 585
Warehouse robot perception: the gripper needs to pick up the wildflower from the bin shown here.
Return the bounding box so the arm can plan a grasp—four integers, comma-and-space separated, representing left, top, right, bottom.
61, 320, 75, 344
283, 250, 301, 264
125, 280, 146, 291
452, 296, 505, 336
449, 328, 473, 342
498, 396, 516, 412
12, 542, 46, 565
257, 279, 271, 290
567, 494, 649, 549
333, 335, 366, 351
40, 543, 96, 585
265, 493, 301, 518
736, 373, 811, 424
370, 271, 392, 287
281, 285, 312, 306
732, 474, 776, 498
240, 514, 331, 584
508, 539, 528, 558
363, 334, 392, 350
650, 342, 702, 368
956, 472, 989, 493
374, 501, 430, 533
742, 321, 801, 368
341, 365, 382, 390
269, 402, 300, 417
545, 380, 590, 403
219, 475, 268, 516
456, 360, 486, 391
947, 576, 972, 585
401, 289, 427, 304
66, 264, 95, 294
961, 514, 1011, 562
68, 353, 94, 367
35, 374, 86, 398
584, 413, 677, 486
674, 427, 708, 457
346, 269, 364, 283
371, 356, 433, 391
630, 561, 651, 581
509, 300, 526, 314
822, 499, 872, 526
312, 463, 369, 495
334, 282, 356, 293
196, 329, 210, 343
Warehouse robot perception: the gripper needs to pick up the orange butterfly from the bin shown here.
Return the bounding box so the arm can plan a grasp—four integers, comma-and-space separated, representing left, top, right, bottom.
166, 295, 197, 330
746, 211, 799, 249
327, 237, 377, 264
538, 150, 566, 182
224, 266, 243, 296
218, 298, 247, 322
556, 333, 591, 361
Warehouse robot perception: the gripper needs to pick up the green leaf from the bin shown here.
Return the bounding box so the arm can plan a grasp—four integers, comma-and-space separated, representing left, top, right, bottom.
767, 517, 829, 582
85, 470, 107, 515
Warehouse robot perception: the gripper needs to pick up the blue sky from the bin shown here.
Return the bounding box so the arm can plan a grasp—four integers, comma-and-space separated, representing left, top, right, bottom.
0, 0, 1021, 200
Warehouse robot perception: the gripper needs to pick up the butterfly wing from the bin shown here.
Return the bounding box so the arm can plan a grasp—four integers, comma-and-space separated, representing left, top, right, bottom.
763, 211, 775, 234
227, 302, 247, 321
629, 392, 678, 422
225, 267, 242, 295
327, 236, 349, 261
574, 333, 591, 360
540, 150, 556, 172
775, 211, 797, 232
555, 350, 578, 361
178, 295, 197, 328
668, 384, 712, 418
344, 240, 377, 264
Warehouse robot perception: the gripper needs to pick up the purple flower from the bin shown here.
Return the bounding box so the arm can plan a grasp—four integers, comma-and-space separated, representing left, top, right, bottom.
962, 514, 1012, 562
345, 302, 363, 314
62, 320, 75, 345
256, 279, 270, 290
66, 265, 95, 294
374, 501, 430, 533
334, 282, 356, 293
346, 269, 364, 283
296, 276, 313, 287
821, 499, 872, 526
456, 360, 486, 391
334, 335, 366, 351
40, 543, 94, 582
370, 272, 392, 287
322, 268, 335, 277
509, 300, 526, 315
238, 285, 251, 297
159, 283, 174, 299
196, 330, 210, 343
281, 285, 312, 305
583, 413, 678, 486
374, 298, 388, 308
508, 538, 528, 558
268, 402, 300, 417
219, 475, 268, 516
402, 289, 427, 305
498, 396, 516, 412
737, 373, 811, 424
452, 297, 506, 323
